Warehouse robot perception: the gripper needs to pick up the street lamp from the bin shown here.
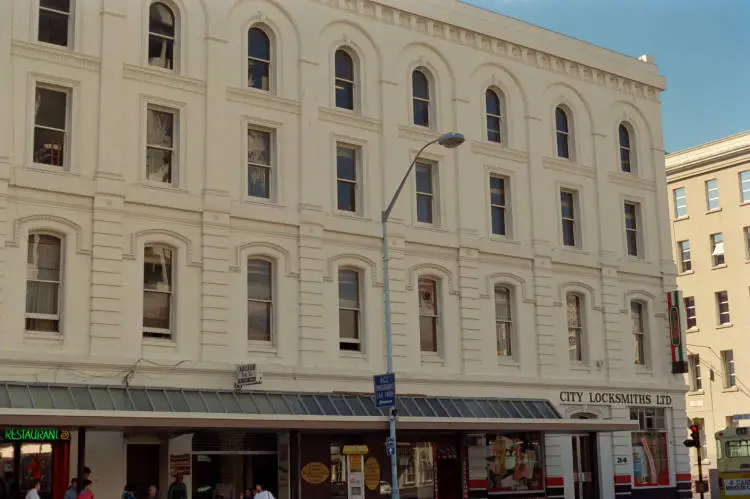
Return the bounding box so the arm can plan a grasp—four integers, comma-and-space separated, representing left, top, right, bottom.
381, 132, 465, 499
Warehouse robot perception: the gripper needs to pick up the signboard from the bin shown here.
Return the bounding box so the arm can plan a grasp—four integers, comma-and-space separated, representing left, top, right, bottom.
348, 456, 364, 499
374, 373, 395, 408
343, 445, 369, 455
558, 390, 673, 406
301, 462, 329, 485
666, 290, 688, 374
235, 363, 262, 388
169, 454, 191, 476
364, 458, 380, 491
723, 474, 750, 496
385, 437, 395, 457
2, 428, 70, 441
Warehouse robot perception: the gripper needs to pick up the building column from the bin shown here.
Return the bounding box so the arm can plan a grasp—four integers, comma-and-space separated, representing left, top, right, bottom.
601, 264, 624, 377
297, 222, 327, 367
457, 247, 482, 373
533, 255, 559, 377
544, 433, 569, 498
0, 0, 10, 335
597, 431, 615, 498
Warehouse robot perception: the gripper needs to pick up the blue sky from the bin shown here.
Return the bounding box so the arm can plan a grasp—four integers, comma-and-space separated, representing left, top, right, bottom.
464, 0, 749, 153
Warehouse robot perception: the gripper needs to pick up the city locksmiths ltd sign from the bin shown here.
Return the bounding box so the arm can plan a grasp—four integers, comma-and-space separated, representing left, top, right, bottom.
559, 390, 673, 406
2, 427, 70, 441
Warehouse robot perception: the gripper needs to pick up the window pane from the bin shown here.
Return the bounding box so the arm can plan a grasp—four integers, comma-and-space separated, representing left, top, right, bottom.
248, 60, 270, 90
33, 127, 65, 167
487, 117, 502, 143
144, 246, 172, 290
27, 235, 61, 281
38, 10, 69, 46
143, 291, 170, 329
624, 204, 637, 229
415, 164, 432, 193
486, 90, 501, 115
338, 309, 359, 340
248, 165, 270, 198
146, 148, 173, 183
494, 287, 511, 321
620, 149, 631, 172
248, 28, 270, 60
673, 187, 687, 217
555, 107, 569, 132
413, 101, 429, 127
247, 259, 272, 300
419, 280, 437, 316
619, 124, 630, 148
248, 129, 270, 164
149, 3, 175, 36
26, 282, 59, 315
337, 181, 356, 212
247, 301, 271, 341
560, 191, 574, 218
419, 317, 437, 352
416, 195, 433, 224
557, 133, 569, 158
490, 177, 505, 205
338, 270, 359, 308
35, 88, 67, 129
741, 171, 750, 203
41, 0, 71, 10
335, 50, 354, 80
491, 206, 506, 236
148, 36, 174, 69
336, 81, 354, 110
336, 147, 356, 180
147, 110, 174, 147
562, 220, 575, 247
412, 71, 429, 99
567, 294, 581, 326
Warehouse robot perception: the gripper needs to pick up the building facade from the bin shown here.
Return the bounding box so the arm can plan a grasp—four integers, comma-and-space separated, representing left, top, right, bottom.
0, 0, 688, 498
666, 133, 750, 483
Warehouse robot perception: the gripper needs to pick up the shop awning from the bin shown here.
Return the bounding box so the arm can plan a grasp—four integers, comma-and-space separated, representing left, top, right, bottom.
0, 382, 637, 432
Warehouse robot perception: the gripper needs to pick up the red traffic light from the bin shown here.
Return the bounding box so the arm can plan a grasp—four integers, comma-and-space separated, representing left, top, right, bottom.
689, 424, 699, 433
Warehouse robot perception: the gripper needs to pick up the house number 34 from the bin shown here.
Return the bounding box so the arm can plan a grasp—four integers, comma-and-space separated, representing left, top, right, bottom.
616, 456, 628, 464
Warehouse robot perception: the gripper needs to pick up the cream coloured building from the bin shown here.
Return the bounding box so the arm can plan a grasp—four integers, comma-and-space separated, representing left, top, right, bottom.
0, 0, 689, 498
666, 132, 750, 480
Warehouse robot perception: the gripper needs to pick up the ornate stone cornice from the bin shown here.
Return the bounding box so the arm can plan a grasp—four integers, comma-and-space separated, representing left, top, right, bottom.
11, 40, 101, 72
309, 0, 661, 102
123, 64, 206, 94
226, 87, 301, 115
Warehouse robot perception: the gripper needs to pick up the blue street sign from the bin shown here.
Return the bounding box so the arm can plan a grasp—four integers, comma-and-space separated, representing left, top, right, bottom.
385, 437, 395, 457
374, 373, 396, 408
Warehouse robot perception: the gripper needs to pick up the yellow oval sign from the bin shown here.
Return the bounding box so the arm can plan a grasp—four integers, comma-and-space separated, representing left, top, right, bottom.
301, 462, 329, 485
364, 457, 380, 491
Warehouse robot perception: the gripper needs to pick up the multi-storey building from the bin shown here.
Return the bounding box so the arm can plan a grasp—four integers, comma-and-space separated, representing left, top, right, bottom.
666, 132, 750, 482
0, 0, 689, 498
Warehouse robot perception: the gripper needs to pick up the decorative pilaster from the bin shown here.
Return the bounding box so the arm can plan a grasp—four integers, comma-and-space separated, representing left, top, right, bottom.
385, 232, 411, 371
298, 223, 326, 367
533, 255, 560, 377
457, 247, 483, 373
200, 208, 231, 361
601, 265, 624, 377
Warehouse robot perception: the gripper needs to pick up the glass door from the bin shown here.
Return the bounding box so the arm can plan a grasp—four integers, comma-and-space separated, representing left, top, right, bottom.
571, 434, 598, 499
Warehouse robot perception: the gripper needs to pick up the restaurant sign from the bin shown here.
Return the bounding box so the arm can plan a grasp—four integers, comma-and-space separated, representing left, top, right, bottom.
2, 428, 70, 441
559, 391, 673, 406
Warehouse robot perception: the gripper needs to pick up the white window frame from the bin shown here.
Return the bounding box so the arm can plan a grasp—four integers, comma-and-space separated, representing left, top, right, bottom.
489, 175, 509, 237
560, 189, 579, 248
566, 292, 585, 363
418, 277, 441, 354
415, 160, 439, 225
247, 25, 273, 92
678, 240, 691, 273
145, 105, 178, 185
624, 201, 642, 258
684, 296, 697, 330
37, 0, 74, 48
338, 267, 362, 352
494, 285, 513, 357
705, 178, 720, 211
245, 125, 275, 201
688, 354, 702, 391
673, 187, 687, 219
631, 300, 647, 366
247, 257, 274, 343
25, 232, 64, 333
485, 88, 504, 144
716, 290, 730, 325
142, 244, 175, 340
741, 170, 750, 204
147, 1, 178, 71
411, 68, 433, 128
334, 48, 358, 111
721, 350, 735, 388
335, 143, 361, 215
618, 122, 635, 173
32, 83, 71, 170
554, 106, 573, 160
710, 232, 725, 267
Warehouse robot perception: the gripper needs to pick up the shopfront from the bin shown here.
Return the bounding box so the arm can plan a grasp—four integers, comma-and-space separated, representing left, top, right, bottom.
0, 427, 71, 499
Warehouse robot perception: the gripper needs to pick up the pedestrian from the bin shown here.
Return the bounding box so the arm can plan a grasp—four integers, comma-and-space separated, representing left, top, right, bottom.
167, 475, 186, 499
5, 472, 19, 499
252, 485, 273, 499
24, 481, 40, 499
64, 479, 78, 499
212, 476, 234, 499
147, 486, 157, 499
121, 483, 135, 499
242, 489, 253, 499
77, 480, 93, 499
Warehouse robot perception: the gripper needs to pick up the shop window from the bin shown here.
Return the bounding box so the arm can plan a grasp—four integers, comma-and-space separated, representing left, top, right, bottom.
630, 407, 669, 487
465, 433, 543, 492
395, 442, 436, 494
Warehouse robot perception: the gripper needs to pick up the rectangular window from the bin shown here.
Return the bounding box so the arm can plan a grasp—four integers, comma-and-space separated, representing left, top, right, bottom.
740, 170, 750, 203
418, 278, 439, 353
631, 301, 646, 365
722, 350, 736, 388
143, 245, 173, 339
688, 354, 702, 391
338, 269, 361, 351
247, 258, 272, 342
684, 296, 697, 330
673, 187, 687, 218
25, 234, 62, 332
716, 290, 730, 325
247, 128, 272, 199
624, 202, 641, 257
706, 178, 719, 211
336, 145, 359, 213
566, 293, 584, 362
678, 240, 691, 272
494, 286, 512, 357
630, 407, 669, 487
38, 0, 72, 47
33, 86, 69, 168
479, 433, 544, 492
560, 190, 578, 247
489, 176, 508, 236
415, 162, 436, 224
146, 107, 176, 184
744, 226, 750, 260
710, 233, 725, 266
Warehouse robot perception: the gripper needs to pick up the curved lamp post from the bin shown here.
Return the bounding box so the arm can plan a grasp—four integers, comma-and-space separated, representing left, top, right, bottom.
381, 132, 465, 499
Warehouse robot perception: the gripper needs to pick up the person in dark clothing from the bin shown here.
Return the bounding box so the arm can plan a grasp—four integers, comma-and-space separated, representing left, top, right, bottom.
121, 483, 135, 499
5, 472, 20, 499
166, 475, 186, 499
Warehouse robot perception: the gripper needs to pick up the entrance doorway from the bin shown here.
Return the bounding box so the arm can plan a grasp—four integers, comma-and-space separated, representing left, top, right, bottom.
571, 434, 598, 499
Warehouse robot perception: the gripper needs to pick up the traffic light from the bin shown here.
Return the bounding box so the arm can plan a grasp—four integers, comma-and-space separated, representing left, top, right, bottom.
683, 423, 701, 448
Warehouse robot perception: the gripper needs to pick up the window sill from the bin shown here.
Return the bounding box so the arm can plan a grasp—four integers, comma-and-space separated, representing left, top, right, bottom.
340, 350, 366, 360
142, 337, 177, 347
335, 210, 369, 222
634, 365, 653, 375
723, 386, 739, 393
678, 270, 694, 276
686, 327, 699, 333
248, 341, 277, 354
716, 323, 733, 330
497, 357, 520, 368
24, 330, 63, 342
673, 215, 689, 222
28, 163, 78, 175
421, 353, 444, 365
488, 234, 520, 244
414, 222, 448, 233
141, 181, 184, 192
241, 196, 285, 208
560, 246, 590, 255
706, 208, 722, 215
741, 200, 750, 207
688, 389, 705, 396
569, 364, 591, 373
711, 263, 728, 271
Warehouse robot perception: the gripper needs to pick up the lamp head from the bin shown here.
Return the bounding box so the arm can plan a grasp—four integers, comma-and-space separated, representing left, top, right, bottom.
437, 132, 465, 149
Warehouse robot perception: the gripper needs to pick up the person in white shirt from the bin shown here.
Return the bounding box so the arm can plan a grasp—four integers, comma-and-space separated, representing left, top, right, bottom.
24, 481, 40, 499
252, 485, 274, 499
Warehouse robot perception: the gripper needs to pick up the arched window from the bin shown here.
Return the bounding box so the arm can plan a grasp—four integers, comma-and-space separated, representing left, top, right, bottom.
143, 244, 174, 339
26, 233, 63, 332
631, 300, 647, 365
247, 258, 273, 342
148, 2, 176, 70
412, 69, 431, 127
418, 277, 439, 352
619, 123, 633, 173
338, 268, 361, 351
335, 49, 356, 110
555, 106, 571, 159
494, 285, 512, 357
566, 292, 584, 362
248, 27, 271, 91
486, 89, 503, 143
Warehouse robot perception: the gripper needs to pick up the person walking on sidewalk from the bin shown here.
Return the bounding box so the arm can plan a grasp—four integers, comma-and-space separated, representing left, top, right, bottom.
24, 481, 40, 499
64, 479, 78, 499
167, 475, 186, 499
252, 485, 274, 499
